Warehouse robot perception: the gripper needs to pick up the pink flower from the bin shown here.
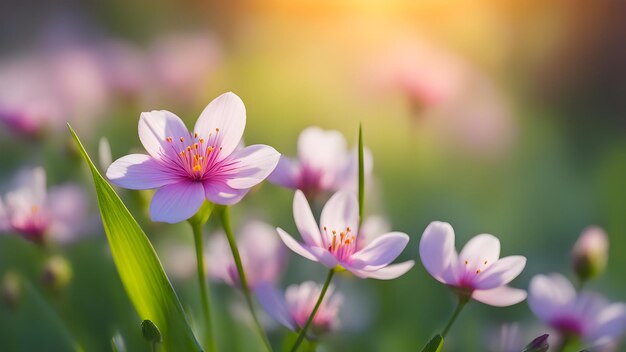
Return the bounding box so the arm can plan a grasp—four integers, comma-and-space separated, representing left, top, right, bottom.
256, 281, 343, 335
268, 127, 372, 198
206, 220, 287, 289
0, 57, 65, 137
277, 190, 414, 280
0, 167, 89, 244
106, 92, 280, 223
529, 273, 626, 350
419, 221, 527, 306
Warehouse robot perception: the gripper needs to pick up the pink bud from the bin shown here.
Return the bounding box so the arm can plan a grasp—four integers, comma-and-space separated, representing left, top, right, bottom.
571, 226, 609, 282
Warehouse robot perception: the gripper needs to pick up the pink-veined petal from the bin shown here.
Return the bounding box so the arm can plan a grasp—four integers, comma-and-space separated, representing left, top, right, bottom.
419, 221, 458, 284
107, 154, 181, 190
268, 156, 300, 189
350, 232, 410, 269
255, 283, 296, 331
459, 233, 501, 265
276, 228, 318, 262
319, 191, 358, 235
222, 144, 280, 189
472, 286, 527, 307
194, 92, 245, 161
347, 260, 415, 280
473, 256, 527, 290
138, 110, 189, 160
528, 273, 577, 324
149, 181, 205, 223
292, 190, 323, 247
203, 181, 249, 205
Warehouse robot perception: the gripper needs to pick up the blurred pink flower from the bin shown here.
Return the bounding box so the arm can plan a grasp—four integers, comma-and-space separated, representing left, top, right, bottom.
256, 281, 343, 335
0, 57, 65, 136
98, 40, 147, 99
206, 220, 287, 289
268, 127, 372, 198
529, 273, 626, 350
366, 38, 517, 157
419, 221, 527, 307
0, 167, 88, 244
148, 32, 221, 106
489, 323, 523, 352
106, 92, 280, 223
571, 226, 609, 281
277, 190, 414, 280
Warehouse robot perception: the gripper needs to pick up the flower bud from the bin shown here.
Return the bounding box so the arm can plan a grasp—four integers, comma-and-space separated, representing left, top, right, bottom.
571, 226, 609, 282
2, 271, 22, 308
41, 255, 73, 291
522, 334, 549, 352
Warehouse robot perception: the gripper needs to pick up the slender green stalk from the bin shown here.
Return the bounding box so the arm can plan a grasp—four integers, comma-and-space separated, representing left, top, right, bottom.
220, 206, 273, 352
357, 123, 365, 229
189, 220, 216, 352
441, 297, 468, 338
290, 269, 335, 352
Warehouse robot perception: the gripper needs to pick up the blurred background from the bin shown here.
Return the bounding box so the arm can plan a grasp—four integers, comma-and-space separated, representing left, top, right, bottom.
1, 0, 625, 351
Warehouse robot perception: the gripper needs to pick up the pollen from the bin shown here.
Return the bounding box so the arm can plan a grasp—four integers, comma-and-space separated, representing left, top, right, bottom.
166, 137, 173, 143
484, 260, 488, 265
215, 128, 220, 132
464, 260, 468, 265
179, 137, 185, 142
476, 269, 481, 274
193, 165, 202, 172
194, 132, 198, 138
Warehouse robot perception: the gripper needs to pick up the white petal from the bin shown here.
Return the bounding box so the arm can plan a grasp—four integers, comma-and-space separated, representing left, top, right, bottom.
472, 286, 527, 307
419, 221, 458, 284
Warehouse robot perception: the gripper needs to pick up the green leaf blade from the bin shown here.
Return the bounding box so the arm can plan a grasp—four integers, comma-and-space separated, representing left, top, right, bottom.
420, 334, 444, 352
68, 124, 202, 352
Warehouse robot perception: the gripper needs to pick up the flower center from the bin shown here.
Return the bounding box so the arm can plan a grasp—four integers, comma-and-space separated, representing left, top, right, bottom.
165, 128, 223, 180
323, 226, 356, 261
458, 258, 490, 288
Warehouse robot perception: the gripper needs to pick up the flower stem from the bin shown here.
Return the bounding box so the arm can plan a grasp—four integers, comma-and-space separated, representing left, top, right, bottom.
220, 206, 273, 352
189, 220, 217, 352
290, 269, 335, 352
441, 297, 469, 339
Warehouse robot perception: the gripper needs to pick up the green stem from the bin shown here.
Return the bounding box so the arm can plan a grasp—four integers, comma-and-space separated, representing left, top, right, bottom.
441, 297, 468, 339
189, 221, 216, 352
220, 206, 273, 352
290, 269, 335, 352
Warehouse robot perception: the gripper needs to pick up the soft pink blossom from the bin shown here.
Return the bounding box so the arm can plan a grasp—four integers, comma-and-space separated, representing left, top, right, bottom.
277, 190, 414, 280
256, 281, 343, 335
106, 92, 280, 223
529, 273, 626, 350
206, 221, 287, 289
268, 127, 372, 198
0, 167, 89, 244
0, 57, 65, 136
419, 221, 527, 307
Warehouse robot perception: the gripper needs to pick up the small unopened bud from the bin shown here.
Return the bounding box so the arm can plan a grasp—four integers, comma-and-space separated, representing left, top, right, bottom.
2, 271, 22, 308
572, 226, 609, 282
522, 334, 549, 352
41, 255, 73, 291
141, 320, 162, 345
